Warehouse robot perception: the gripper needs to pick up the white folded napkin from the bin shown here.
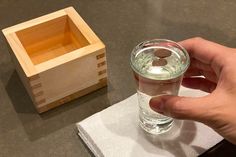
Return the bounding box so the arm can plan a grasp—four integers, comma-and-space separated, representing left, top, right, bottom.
76, 87, 223, 157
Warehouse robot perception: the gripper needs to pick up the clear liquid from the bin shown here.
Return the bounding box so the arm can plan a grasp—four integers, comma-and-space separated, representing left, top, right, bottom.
133, 46, 185, 134
137, 90, 174, 134
138, 91, 172, 121
133, 46, 186, 80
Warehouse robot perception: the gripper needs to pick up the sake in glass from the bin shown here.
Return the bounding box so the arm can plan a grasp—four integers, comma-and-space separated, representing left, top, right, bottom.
130, 39, 190, 134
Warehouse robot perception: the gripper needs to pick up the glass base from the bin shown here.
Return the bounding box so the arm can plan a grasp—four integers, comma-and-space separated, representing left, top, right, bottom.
139, 110, 173, 135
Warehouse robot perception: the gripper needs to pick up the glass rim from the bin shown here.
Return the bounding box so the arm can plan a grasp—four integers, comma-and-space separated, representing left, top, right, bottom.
130, 39, 190, 80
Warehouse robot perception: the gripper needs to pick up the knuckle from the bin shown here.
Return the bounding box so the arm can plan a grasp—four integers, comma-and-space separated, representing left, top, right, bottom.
167, 98, 187, 119
193, 37, 204, 42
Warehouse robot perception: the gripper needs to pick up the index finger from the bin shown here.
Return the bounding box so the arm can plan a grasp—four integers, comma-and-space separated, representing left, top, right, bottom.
179, 37, 230, 65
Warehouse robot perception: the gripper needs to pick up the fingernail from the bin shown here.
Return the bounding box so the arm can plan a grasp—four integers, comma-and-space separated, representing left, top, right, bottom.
149, 97, 164, 113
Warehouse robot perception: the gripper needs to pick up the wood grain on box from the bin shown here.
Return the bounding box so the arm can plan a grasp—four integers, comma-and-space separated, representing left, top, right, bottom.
2, 7, 107, 113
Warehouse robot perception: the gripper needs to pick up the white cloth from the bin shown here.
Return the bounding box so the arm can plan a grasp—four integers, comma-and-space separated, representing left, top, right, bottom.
76, 87, 223, 157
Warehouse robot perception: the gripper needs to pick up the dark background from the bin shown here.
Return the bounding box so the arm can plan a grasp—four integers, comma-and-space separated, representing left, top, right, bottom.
0, 0, 236, 156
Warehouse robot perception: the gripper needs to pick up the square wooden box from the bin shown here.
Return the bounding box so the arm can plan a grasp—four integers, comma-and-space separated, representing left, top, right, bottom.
2, 7, 107, 113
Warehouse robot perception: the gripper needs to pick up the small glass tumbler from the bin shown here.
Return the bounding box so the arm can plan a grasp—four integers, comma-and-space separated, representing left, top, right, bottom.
130, 39, 190, 134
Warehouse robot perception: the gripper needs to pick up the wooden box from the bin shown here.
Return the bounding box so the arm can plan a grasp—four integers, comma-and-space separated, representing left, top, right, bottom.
2, 7, 107, 113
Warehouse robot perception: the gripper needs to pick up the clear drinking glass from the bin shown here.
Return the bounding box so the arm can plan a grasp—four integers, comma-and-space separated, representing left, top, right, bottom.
130, 39, 190, 134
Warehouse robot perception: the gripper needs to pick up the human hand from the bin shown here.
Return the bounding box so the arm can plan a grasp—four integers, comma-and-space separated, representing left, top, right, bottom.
149, 37, 236, 144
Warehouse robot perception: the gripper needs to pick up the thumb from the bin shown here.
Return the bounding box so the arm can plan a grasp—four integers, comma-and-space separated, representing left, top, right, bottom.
149, 95, 211, 122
